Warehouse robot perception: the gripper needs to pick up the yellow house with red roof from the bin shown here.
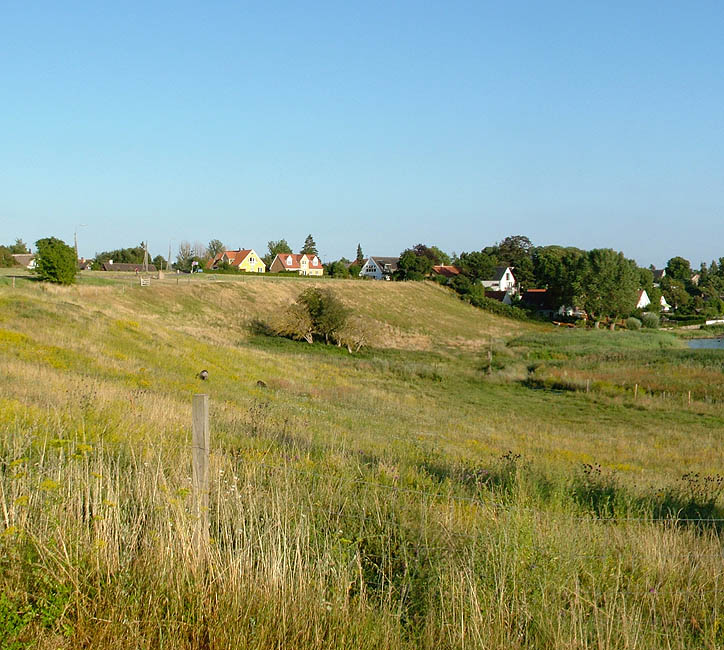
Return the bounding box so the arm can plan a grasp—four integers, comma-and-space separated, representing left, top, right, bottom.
207, 249, 266, 273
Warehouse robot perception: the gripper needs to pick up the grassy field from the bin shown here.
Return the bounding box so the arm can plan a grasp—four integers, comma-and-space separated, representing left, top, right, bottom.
1, 270, 723, 648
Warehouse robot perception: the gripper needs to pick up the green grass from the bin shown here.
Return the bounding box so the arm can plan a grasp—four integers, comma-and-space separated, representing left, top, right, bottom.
1, 277, 723, 648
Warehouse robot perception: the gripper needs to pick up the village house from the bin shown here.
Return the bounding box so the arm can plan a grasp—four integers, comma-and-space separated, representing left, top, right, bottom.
207, 249, 266, 273
269, 253, 323, 276
12, 254, 35, 269
636, 290, 672, 312
635, 290, 651, 310
359, 257, 399, 280
482, 266, 516, 293
430, 265, 461, 279
484, 290, 513, 305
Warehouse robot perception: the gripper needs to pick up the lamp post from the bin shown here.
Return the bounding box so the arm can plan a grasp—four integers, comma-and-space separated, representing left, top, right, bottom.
74, 224, 87, 264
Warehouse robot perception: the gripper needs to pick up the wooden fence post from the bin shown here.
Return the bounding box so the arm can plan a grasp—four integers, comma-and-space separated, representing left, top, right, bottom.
12, 277, 15, 289
192, 394, 210, 553
586, 379, 590, 393
634, 384, 638, 400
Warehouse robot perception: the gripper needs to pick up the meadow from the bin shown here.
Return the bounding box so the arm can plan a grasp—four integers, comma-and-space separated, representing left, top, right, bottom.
1, 270, 723, 649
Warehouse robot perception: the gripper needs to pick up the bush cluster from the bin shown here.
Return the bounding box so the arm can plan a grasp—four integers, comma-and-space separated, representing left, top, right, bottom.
253, 288, 372, 353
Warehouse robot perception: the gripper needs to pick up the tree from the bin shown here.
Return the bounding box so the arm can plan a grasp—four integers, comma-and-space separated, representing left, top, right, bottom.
355, 244, 364, 266
94, 244, 147, 267
175, 241, 204, 272
395, 248, 433, 281
573, 249, 639, 327
531, 246, 585, 308
411, 244, 451, 266
34, 237, 77, 285
456, 250, 497, 282
207, 239, 225, 258
665, 256, 692, 282
9, 239, 29, 254
293, 288, 349, 343
660, 276, 691, 312
326, 260, 350, 278
264, 239, 292, 266
300, 235, 318, 256
493, 235, 534, 290
152, 255, 166, 269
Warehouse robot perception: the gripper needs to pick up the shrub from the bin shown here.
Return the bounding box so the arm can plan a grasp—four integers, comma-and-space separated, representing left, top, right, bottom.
641, 312, 660, 329
625, 317, 642, 330
297, 288, 349, 343
34, 237, 77, 285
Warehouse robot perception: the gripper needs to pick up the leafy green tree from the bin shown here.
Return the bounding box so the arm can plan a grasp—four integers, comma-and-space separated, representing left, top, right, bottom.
207, 239, 225, 258
665, 256, 692, 282
573, 249, 639, 327
411, 243, 451, 266
494, 235, 534, 290
355, 244, 364, 266
34, 237, 77, 285
300, 235, 318, 256
348, 262, 362, 278
660, 276, 691, 312
326, 260, 350, 278
152, 255, 165, 269
9, 239, 29, 254
456, 251, 497, 282
264, 239, 292, 266
638, 267, 654, 294
175, 241, 203, 272
94, 244, 149, 267
395, 248, 433, 281
531, 246, 586, 308
296, 288, 349, 343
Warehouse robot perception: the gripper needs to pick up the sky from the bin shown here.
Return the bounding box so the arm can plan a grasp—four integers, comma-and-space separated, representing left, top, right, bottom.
1, 1, 723, 268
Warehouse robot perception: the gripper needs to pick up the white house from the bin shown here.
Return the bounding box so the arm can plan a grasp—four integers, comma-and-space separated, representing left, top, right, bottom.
636, 290, 651, 309
359, 257, 398, 280
482, 266, 516, 293
637, 289, 672, 312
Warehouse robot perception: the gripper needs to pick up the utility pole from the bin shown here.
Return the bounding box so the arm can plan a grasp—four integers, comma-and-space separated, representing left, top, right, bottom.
143, 240, 149, 273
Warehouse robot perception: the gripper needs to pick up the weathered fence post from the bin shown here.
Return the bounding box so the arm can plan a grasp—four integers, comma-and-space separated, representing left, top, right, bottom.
586, 379, 590, 393
12, 277, 15, 289
192, 394, 210, 553
688, 390, 692, 406
634, 384, 638, 400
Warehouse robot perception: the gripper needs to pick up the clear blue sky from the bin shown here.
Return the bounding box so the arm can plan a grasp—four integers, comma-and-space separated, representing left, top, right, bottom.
2, 1, 723, 267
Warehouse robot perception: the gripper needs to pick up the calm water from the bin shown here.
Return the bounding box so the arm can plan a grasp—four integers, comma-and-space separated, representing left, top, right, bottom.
688, 338, 724, 350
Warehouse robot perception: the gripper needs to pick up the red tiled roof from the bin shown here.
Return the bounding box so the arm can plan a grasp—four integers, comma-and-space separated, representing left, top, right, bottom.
207, 249, 252, 269
431, 265, 461, 278
276, 253, 322, 269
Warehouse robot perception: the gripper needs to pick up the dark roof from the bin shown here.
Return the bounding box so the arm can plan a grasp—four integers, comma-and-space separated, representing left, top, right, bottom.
484, 291, 508, 302
521, 289, 554, 310
652, 269, 666, 281
487, 266, 514, 282
367, 256, 399, 271
101, 262, 157, 272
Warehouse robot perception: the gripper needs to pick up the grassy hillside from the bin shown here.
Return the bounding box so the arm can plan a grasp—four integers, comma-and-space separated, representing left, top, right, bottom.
1, 272, 723, 648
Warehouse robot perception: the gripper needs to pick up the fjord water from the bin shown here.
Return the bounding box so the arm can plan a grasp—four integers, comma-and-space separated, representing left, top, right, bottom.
688, 337, 724, 349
